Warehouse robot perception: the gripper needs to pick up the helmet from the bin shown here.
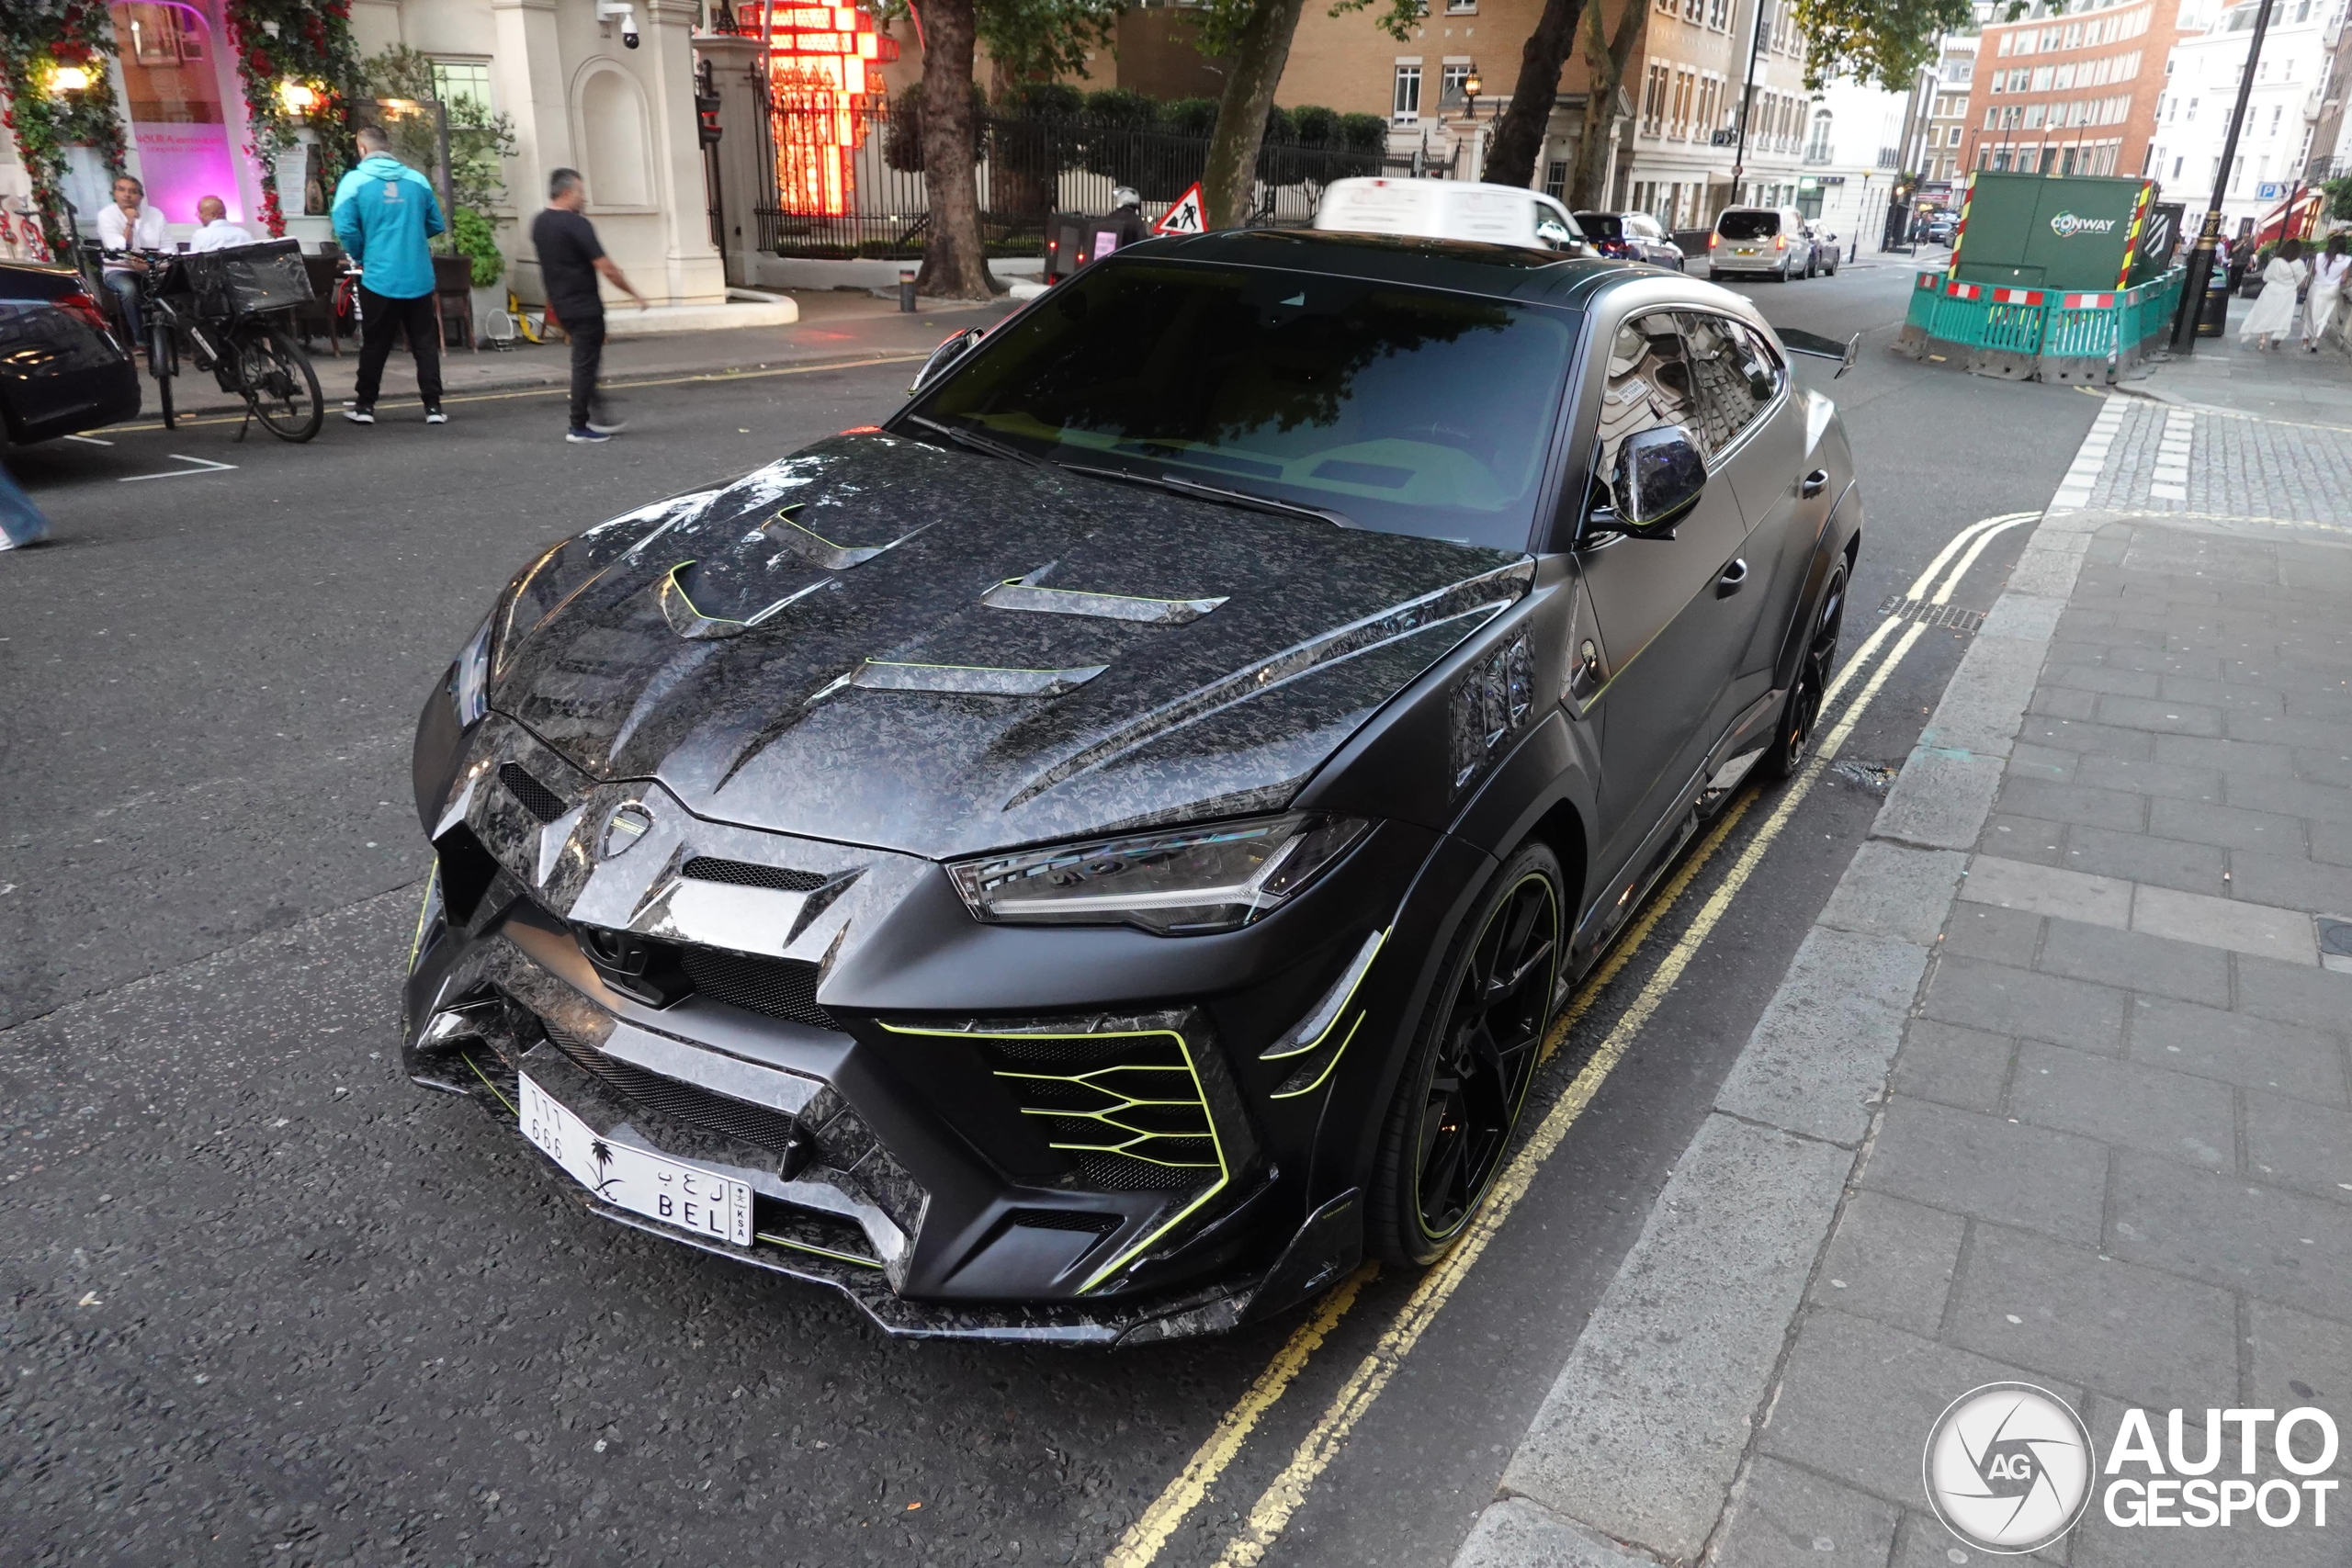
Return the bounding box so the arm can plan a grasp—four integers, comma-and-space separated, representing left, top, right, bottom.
1112, 186, 1141, 210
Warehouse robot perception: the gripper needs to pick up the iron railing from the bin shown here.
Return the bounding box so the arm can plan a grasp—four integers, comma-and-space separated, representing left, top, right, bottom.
747, 94, 1396, 258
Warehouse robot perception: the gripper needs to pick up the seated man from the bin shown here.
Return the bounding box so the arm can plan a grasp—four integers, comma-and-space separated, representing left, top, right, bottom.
95, 175, 167, 354
187, 197, 255, 253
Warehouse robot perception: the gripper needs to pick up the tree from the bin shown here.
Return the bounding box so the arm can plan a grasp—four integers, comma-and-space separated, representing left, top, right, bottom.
1194, 0, 1314, 229
1570, 0, 1645, 209
1792, 0, 1973, 90
912, 0, 996, 298
1482, 0, 1589, 191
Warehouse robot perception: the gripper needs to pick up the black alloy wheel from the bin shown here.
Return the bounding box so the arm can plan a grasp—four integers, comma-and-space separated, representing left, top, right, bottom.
1765, 560, 1847, 781
149, 321, 175, 430
237, 323, 323, 443
1369, 842, 1564, 1266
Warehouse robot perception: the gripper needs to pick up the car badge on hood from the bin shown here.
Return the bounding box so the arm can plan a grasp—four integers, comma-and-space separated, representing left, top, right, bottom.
601, 802, 654, 859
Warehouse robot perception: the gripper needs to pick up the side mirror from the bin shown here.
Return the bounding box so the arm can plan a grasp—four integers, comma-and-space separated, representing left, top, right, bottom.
909, 328, 981, 394
1592, 425, 1707, 538
1536, 219, 1573, 249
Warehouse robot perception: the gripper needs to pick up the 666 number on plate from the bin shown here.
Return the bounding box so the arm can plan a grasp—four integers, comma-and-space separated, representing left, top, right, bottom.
519, 1074, 753, 1247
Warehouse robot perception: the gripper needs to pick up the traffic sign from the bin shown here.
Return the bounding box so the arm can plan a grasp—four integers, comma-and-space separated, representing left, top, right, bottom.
1154, 184, 1206, 236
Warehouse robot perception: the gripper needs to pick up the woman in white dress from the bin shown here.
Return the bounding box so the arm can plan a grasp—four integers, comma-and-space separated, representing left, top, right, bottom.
2240, 237, 2307, 349
2302, 233, 2349, 352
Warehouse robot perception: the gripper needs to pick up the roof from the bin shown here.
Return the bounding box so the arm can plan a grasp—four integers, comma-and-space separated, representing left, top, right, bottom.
1112, 228, 1626, 308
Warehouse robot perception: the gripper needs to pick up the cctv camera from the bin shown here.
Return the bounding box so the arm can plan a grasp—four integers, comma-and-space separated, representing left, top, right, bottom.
622, 18, 639, 45
594, 0, 640, 45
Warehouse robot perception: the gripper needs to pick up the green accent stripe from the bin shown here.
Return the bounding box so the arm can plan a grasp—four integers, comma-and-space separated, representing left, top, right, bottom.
1269, 1012, 1364, 1100
1261, 929, 1388, 1061
755, 1231, 888, 1269
460, 1049, 515, 1117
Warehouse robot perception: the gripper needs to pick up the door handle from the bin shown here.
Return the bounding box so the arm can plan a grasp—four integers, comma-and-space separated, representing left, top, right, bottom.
1716, 558, 1748, 597
1801, 468, 1829, 498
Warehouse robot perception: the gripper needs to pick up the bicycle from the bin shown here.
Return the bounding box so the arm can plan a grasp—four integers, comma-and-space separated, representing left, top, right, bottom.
125, 242, 324, 443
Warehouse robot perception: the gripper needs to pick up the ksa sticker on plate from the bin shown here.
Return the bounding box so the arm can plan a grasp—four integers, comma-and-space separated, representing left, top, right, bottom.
519, 1074, 752, 1246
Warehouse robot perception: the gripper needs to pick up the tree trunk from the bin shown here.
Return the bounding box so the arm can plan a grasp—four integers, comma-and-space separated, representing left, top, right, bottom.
915, 0, 1001, 299
1571, 0, 1645, 210
1201, 0, 1310, 230
1481, 0, 1589, 191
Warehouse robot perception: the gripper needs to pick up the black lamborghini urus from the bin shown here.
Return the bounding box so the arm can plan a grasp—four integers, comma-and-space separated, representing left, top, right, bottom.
403, 230, 1861, 1343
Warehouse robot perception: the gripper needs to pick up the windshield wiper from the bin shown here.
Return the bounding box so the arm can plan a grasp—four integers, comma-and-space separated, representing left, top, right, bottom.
1057, 462, 1353, 529
904, 414, 1048, 468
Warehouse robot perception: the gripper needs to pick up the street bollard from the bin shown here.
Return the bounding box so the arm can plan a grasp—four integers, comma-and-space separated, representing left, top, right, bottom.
899, 269, 916, 312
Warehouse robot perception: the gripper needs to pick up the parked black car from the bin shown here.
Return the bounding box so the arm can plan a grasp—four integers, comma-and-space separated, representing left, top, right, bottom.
0, 259, 139, 444
1575, 210, 1687, 270
402, 231, 1862, 1343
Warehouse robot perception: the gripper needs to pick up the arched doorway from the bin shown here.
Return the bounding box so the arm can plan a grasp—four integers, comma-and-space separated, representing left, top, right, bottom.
108, 0, 243, 229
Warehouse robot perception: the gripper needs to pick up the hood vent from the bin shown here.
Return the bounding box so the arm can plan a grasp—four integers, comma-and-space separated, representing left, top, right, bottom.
681, 856, 830, 894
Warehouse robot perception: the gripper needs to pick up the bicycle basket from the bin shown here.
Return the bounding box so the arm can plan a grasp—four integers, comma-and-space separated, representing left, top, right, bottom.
185, 239, 313, 317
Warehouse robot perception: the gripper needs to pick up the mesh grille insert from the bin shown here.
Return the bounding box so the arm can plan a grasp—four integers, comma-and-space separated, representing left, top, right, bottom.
498, 761, 568, 823
679, 948, 837, 1029
540, 1020, 804, 1156
682, 857, 829, 894
982, 1032, 1220, 1193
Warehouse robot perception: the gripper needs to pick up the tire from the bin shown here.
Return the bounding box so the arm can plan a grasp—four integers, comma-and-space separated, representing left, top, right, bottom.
1805, 253, 1818, 278
236, 324, 324, 443
1709, 267, 1723, 280
150, 321, 175, 430
1763, 560, 1848, 781
1367, 841, 1566, 1267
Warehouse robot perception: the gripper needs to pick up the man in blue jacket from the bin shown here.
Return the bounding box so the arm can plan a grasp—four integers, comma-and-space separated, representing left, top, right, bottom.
331, 125, 447, 426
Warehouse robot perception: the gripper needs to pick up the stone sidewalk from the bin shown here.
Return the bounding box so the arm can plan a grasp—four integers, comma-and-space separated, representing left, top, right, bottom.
1456, 372, 2352, 1564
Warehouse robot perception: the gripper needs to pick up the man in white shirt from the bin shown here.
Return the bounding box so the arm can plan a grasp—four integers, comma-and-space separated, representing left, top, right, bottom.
95, 175, 168, 354
187, 197, 254, 254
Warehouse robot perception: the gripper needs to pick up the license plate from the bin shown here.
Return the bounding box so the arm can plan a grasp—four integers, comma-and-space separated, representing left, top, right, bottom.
1736, 247, 1758, 255
520, 1074, 752, 1246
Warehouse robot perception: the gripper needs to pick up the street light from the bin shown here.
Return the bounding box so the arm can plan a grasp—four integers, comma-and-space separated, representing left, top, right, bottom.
1463, 69, 1484, 121
277, 80, 322, 116
43, 63, 94, 96
2172, 0, 2277, 354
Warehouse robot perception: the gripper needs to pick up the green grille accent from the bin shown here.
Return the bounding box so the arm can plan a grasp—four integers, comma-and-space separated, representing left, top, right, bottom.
878, 1020, 1229, 1293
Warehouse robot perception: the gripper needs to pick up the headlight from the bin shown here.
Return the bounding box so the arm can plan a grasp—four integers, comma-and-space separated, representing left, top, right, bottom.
949, 813, 1369, 935
449, 609, 495, 728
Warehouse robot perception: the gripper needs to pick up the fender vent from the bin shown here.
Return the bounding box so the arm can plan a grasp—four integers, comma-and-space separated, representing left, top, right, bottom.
681, 857, 829, 893
498, 761, 568, 823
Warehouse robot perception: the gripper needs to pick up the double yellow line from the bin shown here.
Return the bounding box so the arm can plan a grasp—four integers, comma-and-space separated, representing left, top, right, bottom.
1107, 509, 2041, 1568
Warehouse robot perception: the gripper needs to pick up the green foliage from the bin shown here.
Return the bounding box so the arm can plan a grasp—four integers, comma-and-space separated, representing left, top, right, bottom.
976, 0, 1125, 84
1085, 86, 1160, 126
1338, 111, 1387, 153
1792, 0, 1977, 91
357, 43, 517, 220
447, 206, 503, 288
2325, 177, 2352, 222
1001, 79, 1087, 118
1261, 103, 1297, 143
1326, 0, 1427, 45
224, 1, 368, 236
1163, 96, 1221, 137
0, 0, 129, 255
1289, 104, 1340, 146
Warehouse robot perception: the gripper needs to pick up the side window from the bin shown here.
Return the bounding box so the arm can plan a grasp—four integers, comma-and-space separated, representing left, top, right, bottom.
1589, 312, 1695, 516
1677, 312, 1782, 457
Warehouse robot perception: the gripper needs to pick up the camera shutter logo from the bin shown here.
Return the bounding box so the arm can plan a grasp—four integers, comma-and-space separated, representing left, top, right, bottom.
1923, 1382, 2097, 1553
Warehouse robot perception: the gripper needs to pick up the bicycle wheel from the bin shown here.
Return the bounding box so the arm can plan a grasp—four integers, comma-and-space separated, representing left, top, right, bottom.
149, 320, 175, 429
236, 323, 323, 443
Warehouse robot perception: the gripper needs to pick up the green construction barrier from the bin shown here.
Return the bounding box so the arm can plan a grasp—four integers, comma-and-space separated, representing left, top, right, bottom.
1895, 267, 2185, 382
1948, 171, 2159, 292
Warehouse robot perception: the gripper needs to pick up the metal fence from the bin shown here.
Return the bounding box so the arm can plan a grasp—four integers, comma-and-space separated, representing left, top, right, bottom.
747, 93, 1395, 258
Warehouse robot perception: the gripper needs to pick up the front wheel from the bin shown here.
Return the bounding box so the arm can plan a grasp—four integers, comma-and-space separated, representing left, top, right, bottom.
1764, 561, 1848, 781
236, 324, 323, 443
1367, 842, 1565, 1266
149, 321, 176, 429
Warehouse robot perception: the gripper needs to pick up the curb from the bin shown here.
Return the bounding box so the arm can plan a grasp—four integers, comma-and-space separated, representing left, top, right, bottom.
1451, 397, 2128, 1567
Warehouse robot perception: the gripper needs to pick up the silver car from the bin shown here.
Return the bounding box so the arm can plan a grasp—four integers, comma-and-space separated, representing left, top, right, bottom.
1709, 207, 1814, 281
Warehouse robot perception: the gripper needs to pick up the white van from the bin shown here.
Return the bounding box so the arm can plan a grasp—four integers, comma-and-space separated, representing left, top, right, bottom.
1313, 179, 1591, 254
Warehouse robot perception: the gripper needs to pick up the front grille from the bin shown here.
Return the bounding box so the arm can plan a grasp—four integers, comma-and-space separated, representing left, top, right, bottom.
499, 761, 568, 823
540, 1020, 804, 1156
985, 1032, 1220, 1193
1008, 1208, 1121, 1234
679, 948, 836, 1029
682, 856, 829, 893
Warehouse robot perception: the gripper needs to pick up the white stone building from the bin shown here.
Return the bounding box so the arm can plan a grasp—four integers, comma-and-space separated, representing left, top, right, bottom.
2145, 0, 2345, 228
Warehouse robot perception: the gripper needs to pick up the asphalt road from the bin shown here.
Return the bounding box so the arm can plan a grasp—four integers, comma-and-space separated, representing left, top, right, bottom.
0, 255, 2100, 1567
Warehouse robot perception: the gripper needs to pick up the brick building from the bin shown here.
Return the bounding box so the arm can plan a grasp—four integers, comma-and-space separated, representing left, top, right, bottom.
1959, 0, 2193, 179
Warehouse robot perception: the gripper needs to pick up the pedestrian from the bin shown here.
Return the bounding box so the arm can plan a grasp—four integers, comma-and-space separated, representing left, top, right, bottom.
2240, 237, 2306, 350
0, 459, 50, 551
332, 123, 447, 426
2303, 232, 2348, 352
96, 175, 167, 355
187, 196, 255, 253
530, 168, 648, 444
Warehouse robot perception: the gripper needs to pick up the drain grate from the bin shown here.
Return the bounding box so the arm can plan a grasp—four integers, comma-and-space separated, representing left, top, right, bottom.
1877, 595, 1987, 634
2317, 917, 2352, 958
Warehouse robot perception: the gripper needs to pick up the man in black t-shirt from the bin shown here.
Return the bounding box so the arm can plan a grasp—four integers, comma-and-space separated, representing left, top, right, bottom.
530, 168, 648, 443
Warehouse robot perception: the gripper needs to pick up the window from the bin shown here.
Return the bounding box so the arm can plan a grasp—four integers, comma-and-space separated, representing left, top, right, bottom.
1670, 68, 1694, 137
2030, 65, 2053, 89
1445, 0, 1476, 11
1684, 0, 1702, 22
1441, 62, 1473, 109
2024, 102, 2046, 127
2054, 62, 2075, 87
2187, 96, 2197, 120
2270, 105, 2282, 133
1951, 124, 1966, 145
1545, 160, 1568, 198
1709, 0, 1730, 28
429, 58, 494, 125
1393, 63, 1422, 122
1642, 62, 1669, 132
1679, 314, 1781, 457
1804, 109, 1833, 162
1985, 106, 2000, 129
1592, 314, 1696, 515
2173, 153, 2184, 176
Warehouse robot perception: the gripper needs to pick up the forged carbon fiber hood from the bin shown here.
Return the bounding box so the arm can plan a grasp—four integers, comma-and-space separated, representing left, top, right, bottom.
492, 434, 1532, 859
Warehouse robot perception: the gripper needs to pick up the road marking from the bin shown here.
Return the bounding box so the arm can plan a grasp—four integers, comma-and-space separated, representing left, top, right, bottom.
92, 352, 936, 434
62, 434, 114, 446
1928, 516, 2032, 606
1114, 512, 2029, 1568
117, 454, 237, 482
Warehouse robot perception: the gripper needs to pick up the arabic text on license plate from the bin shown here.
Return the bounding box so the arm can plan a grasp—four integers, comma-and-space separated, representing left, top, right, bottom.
520, 1074, 752, 1246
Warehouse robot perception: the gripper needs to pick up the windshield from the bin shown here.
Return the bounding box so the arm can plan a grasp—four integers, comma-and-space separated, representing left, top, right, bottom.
907, 260, 1579, 548
1576, 213, 1625, 239
1716, 210, 1781, 241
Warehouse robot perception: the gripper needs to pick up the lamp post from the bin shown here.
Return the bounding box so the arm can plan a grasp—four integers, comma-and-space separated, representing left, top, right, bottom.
2172, 0, 2278, 353
1731, 0, 1770, 205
